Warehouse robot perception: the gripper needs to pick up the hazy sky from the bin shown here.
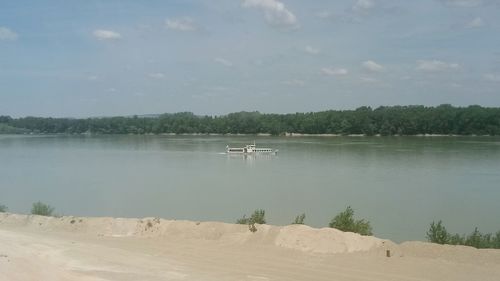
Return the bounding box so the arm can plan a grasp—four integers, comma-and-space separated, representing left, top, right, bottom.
1, 0, 499, 117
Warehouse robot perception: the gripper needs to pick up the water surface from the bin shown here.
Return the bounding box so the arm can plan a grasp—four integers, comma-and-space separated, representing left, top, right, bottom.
1, 135, 499, 242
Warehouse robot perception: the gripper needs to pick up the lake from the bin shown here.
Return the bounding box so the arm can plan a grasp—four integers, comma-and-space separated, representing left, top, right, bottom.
1, 134, 499, 242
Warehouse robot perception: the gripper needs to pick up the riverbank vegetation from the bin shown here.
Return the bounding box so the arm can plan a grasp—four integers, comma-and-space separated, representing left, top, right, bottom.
329, 206, 373, 236
427, 220, 500, 249
3, 201, 500, 248
2, 105, 500, 135
292, 213, 306, 225
31, 201, 55, 217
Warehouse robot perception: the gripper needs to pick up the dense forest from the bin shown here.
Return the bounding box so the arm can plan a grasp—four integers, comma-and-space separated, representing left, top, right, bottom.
1, 105, 500, 136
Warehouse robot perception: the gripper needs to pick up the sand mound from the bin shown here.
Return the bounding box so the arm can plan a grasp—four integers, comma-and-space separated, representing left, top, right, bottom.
0, 213, 388, 254
275, 224, 388, 253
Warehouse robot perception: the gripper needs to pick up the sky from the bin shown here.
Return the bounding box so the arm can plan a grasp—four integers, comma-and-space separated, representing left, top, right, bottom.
0, 0, 499, 117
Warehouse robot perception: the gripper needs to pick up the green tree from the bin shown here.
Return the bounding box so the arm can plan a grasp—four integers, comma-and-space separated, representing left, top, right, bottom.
465, 227, 482, 248
426, 221, 450, 244
31, 201, 54, 216
329, 206, 373, 235
0, 204, 7, 213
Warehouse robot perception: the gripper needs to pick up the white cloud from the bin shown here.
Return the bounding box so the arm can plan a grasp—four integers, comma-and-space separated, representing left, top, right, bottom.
484, 73, 500, 82
321, 67, 348, 76
466, 17, 484, 28
439, 0, 482, 7
353, 0, 375, 11
416, 60, 460, 72
362, 60, 384, 72
149, 73, 166, 79
242, 0, 297, 27
165, 18, 197, 31
0, 27, 18, 41
93, 29, 121, 40
305, 45, 320, 55
214, 57, 233, 67
87, 75, 99, 81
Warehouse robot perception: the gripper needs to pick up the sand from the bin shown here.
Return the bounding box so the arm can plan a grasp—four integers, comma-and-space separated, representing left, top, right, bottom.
1, 213, 499, 281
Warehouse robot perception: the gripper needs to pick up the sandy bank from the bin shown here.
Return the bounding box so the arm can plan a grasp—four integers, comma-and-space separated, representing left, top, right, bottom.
1, 213, 499, 281
0, 213, 388, 254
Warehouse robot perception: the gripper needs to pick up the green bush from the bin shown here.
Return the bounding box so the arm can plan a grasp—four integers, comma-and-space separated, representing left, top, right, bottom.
426, 220, 450, 244
236, 209, 266, 233
449, 233, 465, 245
426, 221, 500, 249
0, 204, 7, 213
249, 209, 266, 224
329, 206, 373, 235
465, 227, 482, 248
292, 213, 306, 225
236, 209, 266, 225
31, 201, 54, 216
236, 215, 249, 225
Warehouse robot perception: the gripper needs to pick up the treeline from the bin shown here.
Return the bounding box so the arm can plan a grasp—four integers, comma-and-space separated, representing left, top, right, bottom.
2, 104, 500, 135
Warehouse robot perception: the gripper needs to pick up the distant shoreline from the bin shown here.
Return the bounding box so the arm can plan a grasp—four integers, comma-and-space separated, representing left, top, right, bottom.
1, 132, 495, 137
2, 105, 500, 136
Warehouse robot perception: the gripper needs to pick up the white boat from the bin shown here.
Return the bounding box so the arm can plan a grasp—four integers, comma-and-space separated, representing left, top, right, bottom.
226, 142, 278, 154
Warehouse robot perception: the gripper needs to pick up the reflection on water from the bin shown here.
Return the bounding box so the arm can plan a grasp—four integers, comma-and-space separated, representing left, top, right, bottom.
1, 135, 500, 242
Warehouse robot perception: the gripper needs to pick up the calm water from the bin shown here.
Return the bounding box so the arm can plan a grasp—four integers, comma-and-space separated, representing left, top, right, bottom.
1, 135, 499, 242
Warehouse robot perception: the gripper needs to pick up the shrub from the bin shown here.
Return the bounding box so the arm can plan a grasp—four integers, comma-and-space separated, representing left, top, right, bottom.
494, 231, 500, 249
236, 215, 249, 225
426, 220, 450, 244
249, 209, 266, 224
236, 209, 266, 233
465, 227, 484, 248
449, 233, 465, 245
329, 206, 373, 235
236, 209, 266, 225
426, 221, 500, 249
0, 204, 7, 213
31, 201, 54, 216
292, 213, 306, 225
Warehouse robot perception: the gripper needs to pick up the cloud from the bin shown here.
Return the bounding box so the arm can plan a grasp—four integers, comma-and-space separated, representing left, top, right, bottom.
438, 0, 482, 7
87, 75, 99, 81
214, 57, 233, 67
93, 29, 121, 40
0, 27, 18, 41
321, 67, 348, 76
165, 17, 197, 31
305, 45, 320, 55
149, 73, 166, 79
466, 17, 484, 28
242, 0, 297, 27
362, 60, 385, 72
353, 0, 375, 11
484, 73, 500, 82
416, 60, 460, 72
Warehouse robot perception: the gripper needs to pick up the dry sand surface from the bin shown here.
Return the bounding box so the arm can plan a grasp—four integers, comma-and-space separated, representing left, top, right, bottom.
1, 213, 499, 281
